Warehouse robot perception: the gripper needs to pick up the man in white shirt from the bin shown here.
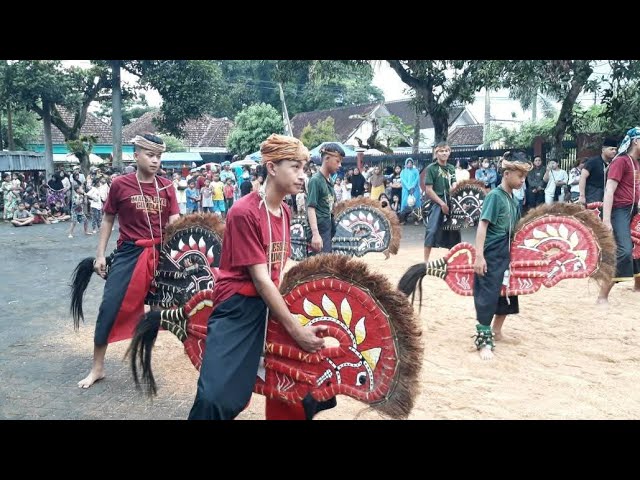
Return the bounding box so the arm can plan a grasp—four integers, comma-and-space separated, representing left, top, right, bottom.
543, 160, 568, 204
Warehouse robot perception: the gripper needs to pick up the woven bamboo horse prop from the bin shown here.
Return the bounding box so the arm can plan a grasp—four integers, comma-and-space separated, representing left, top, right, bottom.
586, 202, 640, 260
70, 214, 225, 330
127, 211, 422, 419
289, 198, 401, 261
398, 203, 616, 302
422, 179, 487, 231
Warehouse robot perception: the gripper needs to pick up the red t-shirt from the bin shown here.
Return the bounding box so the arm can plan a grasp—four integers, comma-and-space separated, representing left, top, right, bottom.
607, 154, 640, 208
214, 192, 291, 305
103, 173, 179, 247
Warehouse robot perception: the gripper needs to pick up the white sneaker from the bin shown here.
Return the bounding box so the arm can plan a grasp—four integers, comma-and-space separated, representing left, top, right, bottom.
68, 234, 73, 238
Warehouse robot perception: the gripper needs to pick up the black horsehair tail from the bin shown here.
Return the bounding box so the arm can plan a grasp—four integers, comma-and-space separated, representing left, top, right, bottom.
126, 311, 162, 397
397, 263, 427, 311
69, 257, 96, 330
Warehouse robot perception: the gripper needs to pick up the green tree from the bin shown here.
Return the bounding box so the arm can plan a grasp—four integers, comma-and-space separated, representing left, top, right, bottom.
277, 60, 384, 115
95, 93, 156, 126
123, 60, 225, 137
214, 60, 384, 120
2, 108, 40, 149
6, 60, 100, 176
160, 134, 186, 152
501, 60, 601, 160
378, 115, 416, 148
387, 60, 498, 143
571, 104, 609, 136
488, 118, 556, 148
299, 117, 337, 148
226, 103, 283, 157
600, 61, 640, 135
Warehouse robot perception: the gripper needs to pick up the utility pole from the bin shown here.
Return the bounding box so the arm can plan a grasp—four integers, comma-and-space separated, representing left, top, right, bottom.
483, 89, 491, 149
111, 60, 123, 170
531, 91, 537, 122
278, 82, 293, 137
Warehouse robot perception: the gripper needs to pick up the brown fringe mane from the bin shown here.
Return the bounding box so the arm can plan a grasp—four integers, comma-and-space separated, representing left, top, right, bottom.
449, 179, 486, 197
281, 255, 423, 419
517, 203, 616, 286
163, 213, 225, 246
333, 197, 402, 255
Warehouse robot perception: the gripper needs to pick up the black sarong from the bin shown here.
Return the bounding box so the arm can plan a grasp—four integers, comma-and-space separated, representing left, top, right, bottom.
473, 235, 519, 326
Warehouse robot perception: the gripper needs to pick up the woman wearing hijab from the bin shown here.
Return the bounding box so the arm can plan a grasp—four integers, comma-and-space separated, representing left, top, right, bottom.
400, 158, 419, 211
369, 165, 386, 200
350, 167, 366, 198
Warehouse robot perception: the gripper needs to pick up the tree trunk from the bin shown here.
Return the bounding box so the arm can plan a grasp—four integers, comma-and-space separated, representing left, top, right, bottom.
111, 60, 123, 170
42, 100, 55, 181
78, 152, 90, 177
550, 63, 592, 161
432, 111, 449, 144
7, 104, 15, 150
0, 109, 4, 150
412, 104, 420, 155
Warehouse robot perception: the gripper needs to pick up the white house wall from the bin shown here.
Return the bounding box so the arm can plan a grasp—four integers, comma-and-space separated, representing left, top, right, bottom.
345, 122, 374, 148
344, 105, 391, 148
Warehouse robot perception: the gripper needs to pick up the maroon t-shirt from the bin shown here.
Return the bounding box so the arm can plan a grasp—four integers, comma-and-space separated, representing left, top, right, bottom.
607, 154, 640, 208
103, 173, 179, 247
214, 192, 291, 305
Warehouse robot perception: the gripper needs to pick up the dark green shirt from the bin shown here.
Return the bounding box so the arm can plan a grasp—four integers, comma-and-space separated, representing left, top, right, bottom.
480, 186, 520, 247
424, 162, 456, 200
306, 171, 336, 222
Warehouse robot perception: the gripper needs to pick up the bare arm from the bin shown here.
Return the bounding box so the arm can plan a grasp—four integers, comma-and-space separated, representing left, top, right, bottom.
601, 178, 618, 230
473, 219, 490, 276
247, 264, 326, 352
168, 213, 180, 225
94, 212, 115, 278
356, 151, 364, 173
578, 169, 590, 204
307, 206, 323, 252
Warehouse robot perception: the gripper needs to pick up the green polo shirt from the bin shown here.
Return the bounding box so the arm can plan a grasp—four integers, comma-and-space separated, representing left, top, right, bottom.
424, 162, 456, 200
306, 171, 336, 222
480, 186, 520, 247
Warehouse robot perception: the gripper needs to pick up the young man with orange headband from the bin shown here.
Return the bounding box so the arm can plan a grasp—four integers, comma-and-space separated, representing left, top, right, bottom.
188, 134, 327, 420
78, 133, 180, 389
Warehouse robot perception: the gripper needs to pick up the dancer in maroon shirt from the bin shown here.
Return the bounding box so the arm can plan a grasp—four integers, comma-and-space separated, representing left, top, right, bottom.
77, 133, 179, 388
188, 134, 327, 420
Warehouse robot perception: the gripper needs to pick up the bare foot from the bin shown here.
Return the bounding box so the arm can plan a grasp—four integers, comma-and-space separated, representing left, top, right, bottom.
78, 370, 105, 389
596, 297, 609, 305
493, 332, 521, 345
478, 346, 494, 360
